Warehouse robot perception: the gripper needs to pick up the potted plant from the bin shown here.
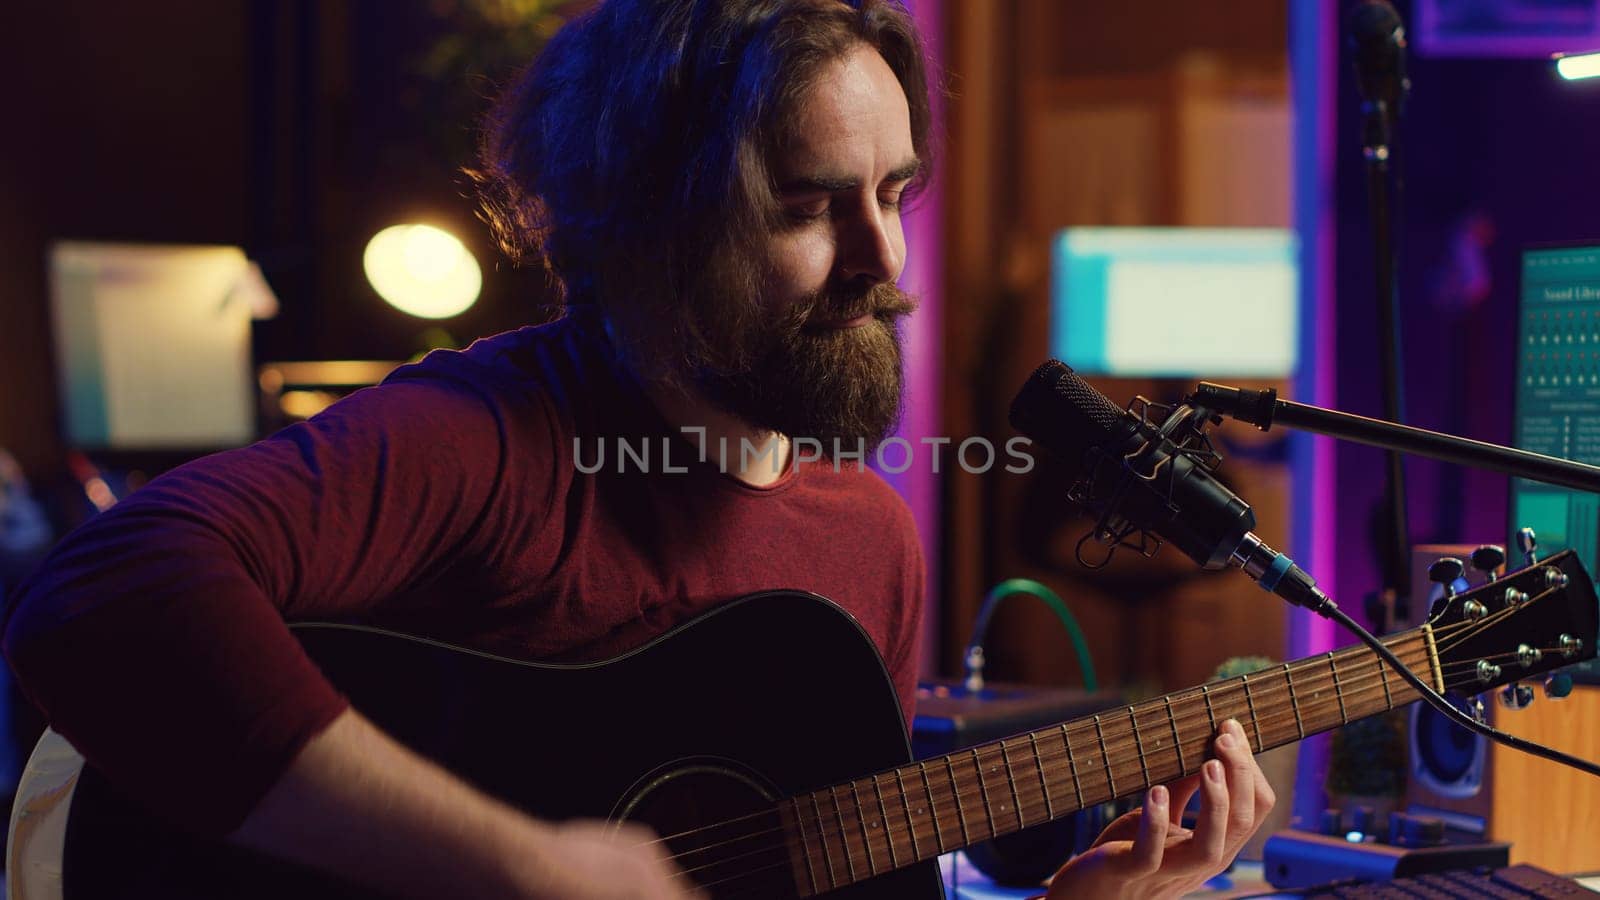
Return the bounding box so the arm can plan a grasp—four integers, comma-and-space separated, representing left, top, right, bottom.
1211, 656, 1298, 861
1325, 709, 1409, 834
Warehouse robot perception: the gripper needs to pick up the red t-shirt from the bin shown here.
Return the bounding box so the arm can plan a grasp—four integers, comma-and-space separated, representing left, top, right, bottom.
3, 312, 925, 834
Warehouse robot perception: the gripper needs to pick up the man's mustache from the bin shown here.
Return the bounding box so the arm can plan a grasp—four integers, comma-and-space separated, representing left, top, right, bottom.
800, 282, 919, 327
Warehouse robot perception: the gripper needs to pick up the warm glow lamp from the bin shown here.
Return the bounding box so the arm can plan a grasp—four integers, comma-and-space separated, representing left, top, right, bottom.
363, 224, 482, 319
1556, 50, 1600, 81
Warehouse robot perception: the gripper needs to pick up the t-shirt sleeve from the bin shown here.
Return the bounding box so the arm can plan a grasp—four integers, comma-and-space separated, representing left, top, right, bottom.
1, 372, 540, 835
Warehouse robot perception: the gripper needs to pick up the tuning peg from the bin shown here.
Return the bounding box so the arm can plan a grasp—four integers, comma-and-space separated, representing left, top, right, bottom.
1428, 558, 1466, 598
1498, 683, 1536, 710
1470, 545, 1506, 582
1517, 527, 1539, 567
1545, 673, 1575, 699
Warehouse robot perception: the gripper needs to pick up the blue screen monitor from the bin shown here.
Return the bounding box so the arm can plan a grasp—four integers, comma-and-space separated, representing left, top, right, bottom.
1511, 242, 1600, 682
1050, 227, 1298, 378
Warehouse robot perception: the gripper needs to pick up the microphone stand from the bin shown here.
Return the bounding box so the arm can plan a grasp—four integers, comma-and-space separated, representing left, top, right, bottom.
1188, 379, 1600, 783
1190, 383, 1600, 493
1363, 102, 1413, 619
1349, 0, 1414, 623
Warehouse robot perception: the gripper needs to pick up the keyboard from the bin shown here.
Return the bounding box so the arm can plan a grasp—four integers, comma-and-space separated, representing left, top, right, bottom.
1293, 864, 1596, 898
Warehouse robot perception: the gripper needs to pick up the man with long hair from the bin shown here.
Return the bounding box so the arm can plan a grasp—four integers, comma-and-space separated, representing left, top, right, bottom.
5, 1, 1271, 897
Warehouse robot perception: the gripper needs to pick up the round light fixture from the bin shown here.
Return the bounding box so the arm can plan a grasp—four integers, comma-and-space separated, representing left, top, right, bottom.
363, 224, 482, 319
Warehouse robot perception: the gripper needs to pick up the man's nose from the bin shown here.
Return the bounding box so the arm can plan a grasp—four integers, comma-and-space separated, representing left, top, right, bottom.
835, 207, 902, 285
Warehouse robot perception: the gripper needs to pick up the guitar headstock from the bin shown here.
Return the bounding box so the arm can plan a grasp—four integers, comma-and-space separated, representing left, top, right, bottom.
1429, 548, 1599, 695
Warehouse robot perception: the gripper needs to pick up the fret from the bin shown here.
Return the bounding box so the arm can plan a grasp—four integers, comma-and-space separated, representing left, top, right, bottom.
810, 790, 841, 889
1029, 732, 1056, 820
1000, 739, 1028, 829
1354, 645, 1381, 711
871, 774, 899, 869
1342, 646, 1381, 718
895, 768, 922, 861
1329, 652, 1349, 724
1128, 706, 1151, 788
1163, 695, 1187, 778
827, 785, 860, 883
1299, 656, 1342, 734
1283, 662, 1306, 740
1378, 649, 1394, 709
1413, 641, 1434, 691
1248, 666, 1286, 743
790, 796, 823, 896
968, 748, 1003, 838
1059, 723, 1085, 809
983, 747, 1012, 833
1240, 675, 1264, 751
1093, 715, 1117, 798
1132, 702, 1183, 785
1200, 683, 1219, 737
945, 755, 973, 846
850, 781, 879, 875
917, 760, 948, 855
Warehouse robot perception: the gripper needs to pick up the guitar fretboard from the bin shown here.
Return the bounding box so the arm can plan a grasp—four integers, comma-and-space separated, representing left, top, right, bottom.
780, 630, 1436, 895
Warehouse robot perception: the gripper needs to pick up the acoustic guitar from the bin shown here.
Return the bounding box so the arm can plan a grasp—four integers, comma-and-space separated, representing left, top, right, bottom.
8, 551, 1596, 899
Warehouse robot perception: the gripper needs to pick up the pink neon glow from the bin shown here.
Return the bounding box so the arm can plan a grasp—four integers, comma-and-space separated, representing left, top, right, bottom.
885, 0, 944, 677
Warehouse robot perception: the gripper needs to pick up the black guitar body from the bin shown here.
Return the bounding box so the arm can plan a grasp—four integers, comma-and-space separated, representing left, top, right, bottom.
61, 592, 942, 898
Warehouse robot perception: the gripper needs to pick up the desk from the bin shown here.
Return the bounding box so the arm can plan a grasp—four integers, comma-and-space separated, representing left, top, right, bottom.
938, 854, 1600, 898
940, 853, 1271, 899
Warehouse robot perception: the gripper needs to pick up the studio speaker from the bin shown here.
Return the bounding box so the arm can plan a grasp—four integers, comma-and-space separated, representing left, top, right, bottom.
1404, 545, 1490, 816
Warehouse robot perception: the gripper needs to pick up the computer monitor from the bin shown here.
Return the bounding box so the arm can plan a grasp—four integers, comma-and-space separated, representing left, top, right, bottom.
49, 242, 275, 450
1050, 227, 1298, 378
1510, 241, 1600, 681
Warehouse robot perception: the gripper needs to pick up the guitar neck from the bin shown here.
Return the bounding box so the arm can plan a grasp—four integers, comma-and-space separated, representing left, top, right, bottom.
781, 627, 1440, 895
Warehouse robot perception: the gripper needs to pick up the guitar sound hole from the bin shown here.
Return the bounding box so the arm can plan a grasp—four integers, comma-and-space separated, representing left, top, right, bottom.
613, 758, 798, 896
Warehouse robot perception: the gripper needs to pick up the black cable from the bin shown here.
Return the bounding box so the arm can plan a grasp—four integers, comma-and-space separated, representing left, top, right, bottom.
1317, 594, 1600, 778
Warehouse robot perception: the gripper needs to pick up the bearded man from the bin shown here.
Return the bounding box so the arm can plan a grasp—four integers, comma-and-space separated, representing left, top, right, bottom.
4, 1, 1272, 897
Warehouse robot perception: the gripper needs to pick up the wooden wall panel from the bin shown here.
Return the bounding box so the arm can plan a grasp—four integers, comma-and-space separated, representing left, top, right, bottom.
1491, 685, 1600, 871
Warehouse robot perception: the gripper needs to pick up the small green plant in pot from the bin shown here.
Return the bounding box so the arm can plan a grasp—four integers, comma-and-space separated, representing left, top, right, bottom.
1210, 656, 1296, 861
1325, 709, 1408, 832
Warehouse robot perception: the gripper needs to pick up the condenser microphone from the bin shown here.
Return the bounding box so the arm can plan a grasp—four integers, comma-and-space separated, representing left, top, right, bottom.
1349, 0, 1409, 121
1009, 360, 1333, 615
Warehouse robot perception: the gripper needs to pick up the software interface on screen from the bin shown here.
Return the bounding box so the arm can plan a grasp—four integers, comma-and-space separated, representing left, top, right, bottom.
1050, 227, 1298, 378
1512, 243, 1600, 680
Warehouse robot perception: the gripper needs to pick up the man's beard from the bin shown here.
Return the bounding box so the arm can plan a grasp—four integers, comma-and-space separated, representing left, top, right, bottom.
694, 281, 918, 454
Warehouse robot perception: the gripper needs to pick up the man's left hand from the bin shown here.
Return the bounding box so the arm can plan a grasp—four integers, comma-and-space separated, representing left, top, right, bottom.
1040, 718, 1276, 899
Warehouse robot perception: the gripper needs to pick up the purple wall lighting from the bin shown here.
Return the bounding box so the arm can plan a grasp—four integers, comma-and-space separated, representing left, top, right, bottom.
878, 0, 945, 678
1289, 0, 1340, 830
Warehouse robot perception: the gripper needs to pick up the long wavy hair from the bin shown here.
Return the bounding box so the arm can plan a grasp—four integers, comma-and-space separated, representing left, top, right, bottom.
471, 0, 933, 382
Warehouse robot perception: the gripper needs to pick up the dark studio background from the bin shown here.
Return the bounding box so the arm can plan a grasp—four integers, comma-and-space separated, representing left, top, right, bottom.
1333, 7, 1600, 613
0, 0, 564, 489
1, 0, 1600, 872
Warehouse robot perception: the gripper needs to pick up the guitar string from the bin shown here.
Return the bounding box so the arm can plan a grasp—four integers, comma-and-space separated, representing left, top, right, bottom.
662, 661, 1513, 895
648, 636, 1450, 869
640, 586, 1561, 864
1439, 645, 1570, 673
1435, 591, 1563, 657
667, 596, 1577, 891
653, 646, 1441, 882
663, 663, 1504, 894
666, 635, 1557, 893
638, 625, 1446, 853
657, 644, 1441, 879
630, 640, 1420, 858
649, 585, 1569, 888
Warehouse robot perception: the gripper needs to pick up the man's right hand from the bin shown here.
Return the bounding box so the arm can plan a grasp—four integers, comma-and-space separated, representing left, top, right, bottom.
511, 820, 705, 899
232, 709, 703, 899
